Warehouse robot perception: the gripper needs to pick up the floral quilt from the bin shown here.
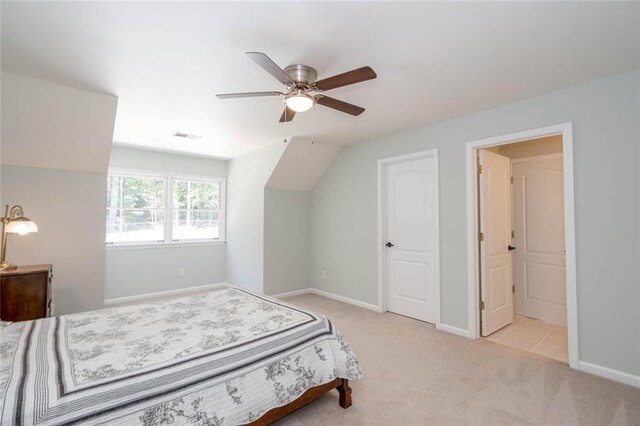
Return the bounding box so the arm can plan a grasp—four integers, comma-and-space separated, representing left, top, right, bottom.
0, 286, 361, 425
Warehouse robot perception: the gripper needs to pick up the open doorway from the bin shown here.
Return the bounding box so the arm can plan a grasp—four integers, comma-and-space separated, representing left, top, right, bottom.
466, 123, 578, 367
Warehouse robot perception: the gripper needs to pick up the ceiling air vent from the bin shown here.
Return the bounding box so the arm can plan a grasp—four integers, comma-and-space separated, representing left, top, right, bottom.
174, 132, 202, 140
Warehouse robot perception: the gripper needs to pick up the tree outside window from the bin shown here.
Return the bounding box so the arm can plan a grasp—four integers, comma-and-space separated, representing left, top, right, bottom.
106, 171, 224, 245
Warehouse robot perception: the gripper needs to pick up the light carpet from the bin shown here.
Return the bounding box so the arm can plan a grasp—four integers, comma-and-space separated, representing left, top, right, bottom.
276, 294, 640, 425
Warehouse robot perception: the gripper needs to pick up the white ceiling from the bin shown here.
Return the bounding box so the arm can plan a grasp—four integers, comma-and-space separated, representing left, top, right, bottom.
2, 1, 638, 159
2, 72, 118, 173
266, 138, 341, 191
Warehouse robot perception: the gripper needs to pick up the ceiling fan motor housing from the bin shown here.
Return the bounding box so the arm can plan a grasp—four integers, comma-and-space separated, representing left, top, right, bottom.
284, 64, 318, 84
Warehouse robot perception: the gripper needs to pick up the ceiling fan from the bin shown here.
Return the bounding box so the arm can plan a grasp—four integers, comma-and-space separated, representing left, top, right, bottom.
216, 52, 377, 122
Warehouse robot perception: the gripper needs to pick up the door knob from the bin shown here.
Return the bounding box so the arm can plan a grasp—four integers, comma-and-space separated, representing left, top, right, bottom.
386, 242, 394, 247
508, 245, 516, 251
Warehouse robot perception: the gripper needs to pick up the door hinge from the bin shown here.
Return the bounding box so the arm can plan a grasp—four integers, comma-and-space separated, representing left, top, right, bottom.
479, 232, 484, 242
511, 230, 515, 238
510, 176, 514, 184
478, 164, 483, 174
512, 285, 515, 294
480, 301, 485, 310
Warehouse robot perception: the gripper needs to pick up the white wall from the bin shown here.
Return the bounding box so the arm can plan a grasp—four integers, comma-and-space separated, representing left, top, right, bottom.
310, 70, 639, 377
105, 244, 226, 300
264, 188, 310, 296
0, 73, 117, 315
104, 146, 227, 300
1, 166, 109, 315
109, 146, 226, 177
225, 142, 286, 293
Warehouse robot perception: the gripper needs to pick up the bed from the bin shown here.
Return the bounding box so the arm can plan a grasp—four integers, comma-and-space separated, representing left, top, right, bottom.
0, 286, 362, 425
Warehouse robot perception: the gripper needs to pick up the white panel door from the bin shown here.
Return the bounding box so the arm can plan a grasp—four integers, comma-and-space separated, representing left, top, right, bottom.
385, 156, 438, 323
479, 150, 513, 336
513, 155, 566, 325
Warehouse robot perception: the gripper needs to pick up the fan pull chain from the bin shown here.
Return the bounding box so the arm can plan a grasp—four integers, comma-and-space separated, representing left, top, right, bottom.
283, 99, 288, 144
311, 104, 315, 144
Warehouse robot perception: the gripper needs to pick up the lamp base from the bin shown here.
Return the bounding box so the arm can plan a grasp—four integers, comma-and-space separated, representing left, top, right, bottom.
0, 261, 17, 271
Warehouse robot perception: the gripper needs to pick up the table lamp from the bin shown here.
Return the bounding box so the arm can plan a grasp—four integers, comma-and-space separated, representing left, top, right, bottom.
1, 205, 38, 271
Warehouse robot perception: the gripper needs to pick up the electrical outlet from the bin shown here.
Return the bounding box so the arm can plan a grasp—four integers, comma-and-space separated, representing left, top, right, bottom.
320, 270, 326, 280
178, 268, 185, 277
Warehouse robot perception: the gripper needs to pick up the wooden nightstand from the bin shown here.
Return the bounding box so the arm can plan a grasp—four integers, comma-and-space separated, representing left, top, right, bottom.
0, 264, 53, 321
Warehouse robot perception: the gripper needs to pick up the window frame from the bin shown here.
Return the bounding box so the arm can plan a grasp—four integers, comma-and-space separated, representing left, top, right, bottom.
106, 167, 226, 248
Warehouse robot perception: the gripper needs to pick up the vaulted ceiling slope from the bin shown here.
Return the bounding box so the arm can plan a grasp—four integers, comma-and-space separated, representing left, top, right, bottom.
266, 139, 340, 191
1, 72, 118, 173
2, 2, 638, 159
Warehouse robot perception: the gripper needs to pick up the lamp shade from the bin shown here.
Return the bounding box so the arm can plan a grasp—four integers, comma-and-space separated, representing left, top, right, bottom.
6, 218, 38, 235
285, 93, 314, 112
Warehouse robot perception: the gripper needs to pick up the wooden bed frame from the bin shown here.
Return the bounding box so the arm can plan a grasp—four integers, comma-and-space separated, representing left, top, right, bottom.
247, 378, 352, 425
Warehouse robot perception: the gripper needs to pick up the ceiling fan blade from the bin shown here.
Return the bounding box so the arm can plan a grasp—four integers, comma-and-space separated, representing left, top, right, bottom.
314, 66, 377, 91
279, 107, 296, 122
315, 96, 365, 116
246, 52, 294, 86
216, 91, 283, 99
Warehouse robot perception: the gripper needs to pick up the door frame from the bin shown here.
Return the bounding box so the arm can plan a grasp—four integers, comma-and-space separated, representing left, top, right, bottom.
377, 149, 440, 327
465, 123, 578, 368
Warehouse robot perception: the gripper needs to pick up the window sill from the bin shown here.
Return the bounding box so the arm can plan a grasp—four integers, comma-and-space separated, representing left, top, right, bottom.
106, 240, 226, 251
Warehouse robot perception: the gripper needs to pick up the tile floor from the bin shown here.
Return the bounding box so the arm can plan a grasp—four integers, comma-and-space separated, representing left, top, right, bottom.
484, 314, 568, 363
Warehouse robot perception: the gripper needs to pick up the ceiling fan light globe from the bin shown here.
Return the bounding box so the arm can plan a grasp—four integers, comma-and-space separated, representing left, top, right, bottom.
285, 94, 314, 112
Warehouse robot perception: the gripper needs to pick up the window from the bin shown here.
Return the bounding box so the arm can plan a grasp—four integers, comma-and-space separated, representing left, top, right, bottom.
106, 170, 225, 246
172, 178, 221, 240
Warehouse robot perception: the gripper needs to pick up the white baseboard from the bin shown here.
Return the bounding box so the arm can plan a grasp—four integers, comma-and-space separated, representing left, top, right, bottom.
270, 287, 381, 312
269, 288, 313, 299
104, 282, 230, 305
578, 361, 640, 388
436, 323, 474, 339
308, 288, 383, 312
